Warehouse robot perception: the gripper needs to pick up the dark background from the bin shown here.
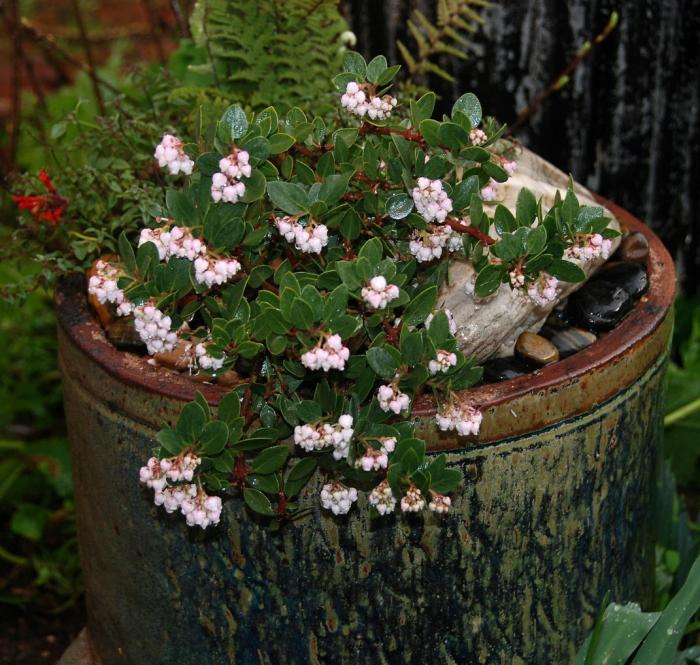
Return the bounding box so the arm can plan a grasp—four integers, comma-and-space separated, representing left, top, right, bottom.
346, 0, 700, 291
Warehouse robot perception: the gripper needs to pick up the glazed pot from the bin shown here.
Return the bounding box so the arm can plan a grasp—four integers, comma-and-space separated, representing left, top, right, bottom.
56, 198, 674, 665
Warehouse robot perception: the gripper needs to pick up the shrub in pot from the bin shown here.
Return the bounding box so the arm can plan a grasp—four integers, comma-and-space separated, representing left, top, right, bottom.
19, 47, 674, 664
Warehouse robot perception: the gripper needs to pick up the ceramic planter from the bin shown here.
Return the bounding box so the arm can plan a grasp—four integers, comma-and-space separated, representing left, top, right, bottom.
56, 198, 674, 665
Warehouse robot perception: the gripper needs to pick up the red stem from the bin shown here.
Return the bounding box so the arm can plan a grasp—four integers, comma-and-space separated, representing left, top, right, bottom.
446, 218, 495, 246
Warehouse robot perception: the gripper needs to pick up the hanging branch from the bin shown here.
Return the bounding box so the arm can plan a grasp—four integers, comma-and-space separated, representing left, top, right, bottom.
142, 0, 167, 66
4, 0, 22, 166
170, 0, 191, 38
508, 12, 619, 135
20, 17, 124, 97
69, 0, 105, 115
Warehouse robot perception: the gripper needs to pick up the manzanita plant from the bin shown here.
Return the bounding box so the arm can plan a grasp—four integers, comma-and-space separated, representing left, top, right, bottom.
87, 52, 618, 529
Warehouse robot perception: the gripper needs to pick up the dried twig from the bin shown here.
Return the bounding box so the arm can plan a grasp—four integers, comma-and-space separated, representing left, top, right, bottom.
508, 12, 619, 135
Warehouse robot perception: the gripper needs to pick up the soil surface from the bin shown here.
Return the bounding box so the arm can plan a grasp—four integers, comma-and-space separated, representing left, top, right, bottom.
0, 600, 86, 665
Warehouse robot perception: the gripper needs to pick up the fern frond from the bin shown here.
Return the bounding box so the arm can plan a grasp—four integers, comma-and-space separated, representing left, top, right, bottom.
398, 0, 491, 87
187, 0, 348, 111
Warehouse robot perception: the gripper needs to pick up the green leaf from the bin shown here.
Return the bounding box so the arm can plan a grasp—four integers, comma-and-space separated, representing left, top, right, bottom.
386, 193, 414, 220
297, 400, 322, 423
547, 259, 586, 283
243, 488, 275, 516
343, 51, 367, 78
403, 286, 438, 326
290, 298, 315, 330
267, 181, 308, 214
218, 391, 241, 425
452, 176, 480, 210
176, 401, 208, 441
10, 504, 50, 542
516, 188, 538, 227
430, 469, 462, 493
366, 55, 388, 84
251, 445, 290, 475
400, 329, 424, 366
268, 133, 295, 155
526, 226, 548, 256
377, 64, 401, 86
475, 264, 505, 298
166, 190, 197, 226
157, 427, 185, 455
426, 311, 450, 345
324, 285, 349, 321
221, 104, 248, 140
199, 420, 229, 455
491, 233, 522, 262
494, 205, 517, 235
410, 92, 436, 127
285, 458, 317, 498
366, 346, 399, 380
319, 173, 352, 206
246, 474, 279, 495
439, 122, 469, 149
452, 93, 482, 128
631, 555, 700, 664
359, 237, 383, 265
419, 119, 442, 147
574, 603, 660, 665
118, 231, 137, 273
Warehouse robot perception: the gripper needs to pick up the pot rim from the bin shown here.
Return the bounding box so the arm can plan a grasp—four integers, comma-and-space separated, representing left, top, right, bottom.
55, 195, 675, 446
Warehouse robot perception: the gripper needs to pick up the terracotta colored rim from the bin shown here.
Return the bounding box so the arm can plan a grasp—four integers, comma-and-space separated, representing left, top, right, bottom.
55, 195, 675, 444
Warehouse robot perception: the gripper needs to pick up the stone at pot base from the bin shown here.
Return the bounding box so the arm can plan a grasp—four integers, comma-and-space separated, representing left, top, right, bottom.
593, 261, 649, 298
539, 325, 597, 358
620, 231, 650, 262
106, 318, 146, 354
568, 282, 634, 332
482, 357, 531, 382
515, 332, 560, 366
56, 629, 101, 665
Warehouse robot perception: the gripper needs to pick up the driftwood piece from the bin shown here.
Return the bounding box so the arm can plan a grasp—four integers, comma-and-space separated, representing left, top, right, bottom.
441, 147, 621, 362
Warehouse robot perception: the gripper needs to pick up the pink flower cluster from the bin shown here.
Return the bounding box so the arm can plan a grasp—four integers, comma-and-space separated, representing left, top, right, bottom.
193, 256, 242, 288
274, 216, 329, 254
133, 301, 179, 355
409, 225, 461, 263
568, 233, 613, 261
88, 260, 131, 316
400, 485, 425, 512
435, 403, 483, 437
293, 415, 354, 460
377, 380, 410, 414
412, 178, 453, 223
320, 481, 358, 515
301, 335, 350, 372
356, 436, 396, 472
527, 275, 559, 307
428, 491, 451, 514
211, 150, 251, 204
469, 128, 487, 146
139, 225, 206, 262
428, 350, 458, 375
368, 479, 397, 515
154, 134, 194, 176
340, 82, 397, 120
139, 454, 221, 528
195, 342, 225, 371
361, 275, 400, 310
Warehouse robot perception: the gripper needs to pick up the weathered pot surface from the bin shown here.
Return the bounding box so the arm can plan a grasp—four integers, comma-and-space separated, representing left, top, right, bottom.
56, 197, 674, 665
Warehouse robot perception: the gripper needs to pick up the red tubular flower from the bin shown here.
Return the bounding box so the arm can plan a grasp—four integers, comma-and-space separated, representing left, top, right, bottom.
12, 170, 68, 225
